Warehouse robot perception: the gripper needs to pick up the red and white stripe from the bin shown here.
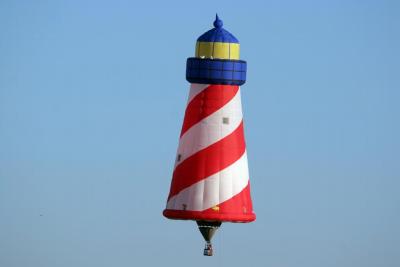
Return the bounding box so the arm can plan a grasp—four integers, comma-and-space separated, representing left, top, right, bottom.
165, 83, 254, 221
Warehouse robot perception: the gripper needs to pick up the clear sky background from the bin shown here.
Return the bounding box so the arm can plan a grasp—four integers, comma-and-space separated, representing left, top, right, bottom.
1, 0, 399, 266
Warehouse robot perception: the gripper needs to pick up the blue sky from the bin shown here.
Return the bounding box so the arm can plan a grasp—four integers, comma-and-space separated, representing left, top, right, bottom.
0, 0, 399, 266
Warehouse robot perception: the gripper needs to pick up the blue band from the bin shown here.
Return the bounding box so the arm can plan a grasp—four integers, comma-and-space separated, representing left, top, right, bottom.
186, 57, 246, 86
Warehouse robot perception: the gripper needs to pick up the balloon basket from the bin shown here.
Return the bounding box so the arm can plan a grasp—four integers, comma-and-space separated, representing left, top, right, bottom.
203, 242, 213, 256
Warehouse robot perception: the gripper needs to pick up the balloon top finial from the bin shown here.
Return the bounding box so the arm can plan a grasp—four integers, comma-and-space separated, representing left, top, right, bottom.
213, 14, 223, 29
197, 14, 238, 44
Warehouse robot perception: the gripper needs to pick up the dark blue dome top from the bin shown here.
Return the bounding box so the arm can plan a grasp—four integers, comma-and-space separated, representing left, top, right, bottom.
196, 14, 239, 44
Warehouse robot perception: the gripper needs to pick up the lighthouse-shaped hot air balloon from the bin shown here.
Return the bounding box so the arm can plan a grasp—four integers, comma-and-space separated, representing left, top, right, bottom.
163, 15, 255, 256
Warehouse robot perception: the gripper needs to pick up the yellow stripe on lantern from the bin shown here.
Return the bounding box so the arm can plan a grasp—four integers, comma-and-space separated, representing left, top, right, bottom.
196, 41, 240, 60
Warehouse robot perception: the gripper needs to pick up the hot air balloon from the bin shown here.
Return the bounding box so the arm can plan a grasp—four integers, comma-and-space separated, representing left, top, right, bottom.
163, 14, 256, 256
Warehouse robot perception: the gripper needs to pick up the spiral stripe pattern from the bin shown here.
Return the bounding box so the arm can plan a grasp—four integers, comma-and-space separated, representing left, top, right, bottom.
164, 83, 255, 222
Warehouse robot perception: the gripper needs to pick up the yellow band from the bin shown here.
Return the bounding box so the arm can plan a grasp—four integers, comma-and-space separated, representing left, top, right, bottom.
196, 41, 240, 60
